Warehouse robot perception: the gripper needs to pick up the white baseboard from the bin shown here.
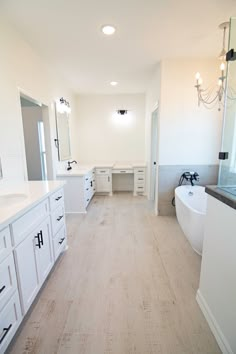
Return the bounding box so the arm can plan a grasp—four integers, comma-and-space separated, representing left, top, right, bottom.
196, 290, 234, 354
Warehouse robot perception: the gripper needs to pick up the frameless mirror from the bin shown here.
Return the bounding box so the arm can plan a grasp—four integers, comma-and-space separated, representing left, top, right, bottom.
55, 102, 72, 161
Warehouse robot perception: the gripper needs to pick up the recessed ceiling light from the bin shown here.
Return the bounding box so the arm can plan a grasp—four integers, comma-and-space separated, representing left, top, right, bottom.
110, 81, 118, 86
102, 25, 116, 35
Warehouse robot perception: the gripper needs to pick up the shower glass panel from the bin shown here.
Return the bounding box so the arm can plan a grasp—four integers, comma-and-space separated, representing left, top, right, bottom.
218, 17, 236, 195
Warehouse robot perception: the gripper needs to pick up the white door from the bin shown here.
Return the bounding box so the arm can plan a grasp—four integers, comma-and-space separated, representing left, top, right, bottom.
35, 217, 53, 285
150, 109, 158, 203
96, 175, 111, 192
14, 234, 39, 314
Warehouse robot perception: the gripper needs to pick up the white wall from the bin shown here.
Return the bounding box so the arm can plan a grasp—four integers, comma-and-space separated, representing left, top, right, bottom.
21, 106, 43, 180
159, 59, 223, 165
145, 59, 223, 211
74, 94, 146, 163
0, 18, 76, 186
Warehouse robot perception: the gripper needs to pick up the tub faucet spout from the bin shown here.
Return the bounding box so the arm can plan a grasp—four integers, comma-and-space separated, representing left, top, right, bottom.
190, 172, 199, 186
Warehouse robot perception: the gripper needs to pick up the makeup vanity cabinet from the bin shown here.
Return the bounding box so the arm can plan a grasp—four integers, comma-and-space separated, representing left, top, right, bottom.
0, 184, 66, 354
95, 168, 112, 195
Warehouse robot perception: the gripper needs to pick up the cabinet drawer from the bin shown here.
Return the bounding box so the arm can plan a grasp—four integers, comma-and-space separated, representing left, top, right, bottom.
0, 254, 17, 312
135, 174, 145, 183
134, 168, 146, 174
12, 199, 49, 246
49, 188, 64, 211
53, 226, 67, 261
0, 227, 11, 264
96, 168, 110, 175
51, 204, 65, 235
136, 185, 145, 193
112, 169, 133, 174
0, 291, 22, 354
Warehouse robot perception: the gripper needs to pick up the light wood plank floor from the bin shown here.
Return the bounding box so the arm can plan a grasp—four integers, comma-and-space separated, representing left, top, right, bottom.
8, 193, 220, 354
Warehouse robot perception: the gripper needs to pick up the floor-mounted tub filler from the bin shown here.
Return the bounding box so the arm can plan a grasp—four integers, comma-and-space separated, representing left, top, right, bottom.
175, 185, 207, 255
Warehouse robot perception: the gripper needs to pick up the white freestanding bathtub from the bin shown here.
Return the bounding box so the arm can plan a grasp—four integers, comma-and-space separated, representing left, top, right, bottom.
175, 185, 207, 255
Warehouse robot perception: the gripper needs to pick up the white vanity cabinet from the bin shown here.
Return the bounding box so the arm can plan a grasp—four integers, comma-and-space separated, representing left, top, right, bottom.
95, 168, 112, 195
133, 167, 146, 196
0, 181, 66, 354
57, 168, 96, 213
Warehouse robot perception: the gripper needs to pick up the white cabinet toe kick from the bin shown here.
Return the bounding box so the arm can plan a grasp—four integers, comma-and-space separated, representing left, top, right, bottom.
0, 182, 67, 354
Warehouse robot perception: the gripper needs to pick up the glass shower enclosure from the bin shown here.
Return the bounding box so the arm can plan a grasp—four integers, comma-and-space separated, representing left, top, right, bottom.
218, 17, 236, 195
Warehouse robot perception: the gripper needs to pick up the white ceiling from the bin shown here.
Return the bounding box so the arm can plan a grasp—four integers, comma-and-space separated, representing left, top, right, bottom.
1, 0, 235, 94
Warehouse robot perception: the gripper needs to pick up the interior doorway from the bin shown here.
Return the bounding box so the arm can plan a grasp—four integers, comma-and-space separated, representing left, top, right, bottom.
150, 108, 158, 213
20, 94, 53, 181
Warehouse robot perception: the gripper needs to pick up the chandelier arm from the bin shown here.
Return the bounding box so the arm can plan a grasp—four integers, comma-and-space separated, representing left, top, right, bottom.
198, 90, 219, 104
202, 100, 219, 109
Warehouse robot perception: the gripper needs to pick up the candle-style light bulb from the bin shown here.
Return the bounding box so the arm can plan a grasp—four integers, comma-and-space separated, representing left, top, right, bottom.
195, 72, 201, 80
198, 78, 203, 85
220, 63, 225, 71
218, 79, 222, 86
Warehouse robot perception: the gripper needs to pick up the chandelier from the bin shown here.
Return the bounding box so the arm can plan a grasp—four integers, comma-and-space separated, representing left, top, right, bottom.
194, 22, 229, 111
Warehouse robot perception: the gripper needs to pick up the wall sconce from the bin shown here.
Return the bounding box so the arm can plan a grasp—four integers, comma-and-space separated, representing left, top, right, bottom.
56, 97, 71, 114
117, 109, 128, 115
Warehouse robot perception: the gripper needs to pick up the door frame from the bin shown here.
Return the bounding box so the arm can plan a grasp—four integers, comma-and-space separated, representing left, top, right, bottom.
150, 103, 159, 215
18, 88, 54, 181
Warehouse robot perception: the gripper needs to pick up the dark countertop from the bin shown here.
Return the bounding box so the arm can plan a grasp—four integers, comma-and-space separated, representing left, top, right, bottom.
205, 185, 236, 210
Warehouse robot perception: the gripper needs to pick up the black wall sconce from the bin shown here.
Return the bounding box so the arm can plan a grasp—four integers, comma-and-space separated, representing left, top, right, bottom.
117, 110, 128, 115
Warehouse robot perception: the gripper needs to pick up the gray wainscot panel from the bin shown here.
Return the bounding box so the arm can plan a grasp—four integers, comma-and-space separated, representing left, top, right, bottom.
158, 165, 219, 216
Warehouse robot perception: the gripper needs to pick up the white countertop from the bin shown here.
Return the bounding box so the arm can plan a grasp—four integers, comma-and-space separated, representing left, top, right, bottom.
57, 166, 94, 177
57, 162, 146, 177
0, 180, 65, 228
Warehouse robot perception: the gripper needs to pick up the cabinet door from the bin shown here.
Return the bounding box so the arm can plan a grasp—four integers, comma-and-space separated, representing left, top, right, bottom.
96, 175, 111, 192
36, 217, 53, 285
14, 233, 39, 314
14, 217, 53, 315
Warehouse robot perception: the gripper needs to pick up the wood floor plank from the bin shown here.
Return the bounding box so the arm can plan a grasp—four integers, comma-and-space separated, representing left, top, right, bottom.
7, 193, 221, 354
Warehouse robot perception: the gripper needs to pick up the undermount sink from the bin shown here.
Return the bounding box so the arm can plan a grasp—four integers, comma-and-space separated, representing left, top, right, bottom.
0, 193, 28, 206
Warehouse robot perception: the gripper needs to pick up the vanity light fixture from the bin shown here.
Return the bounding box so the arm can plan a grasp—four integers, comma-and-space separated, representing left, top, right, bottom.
194, 22, 232, 111
57, 97, 71, 114
102, 25, 116, 35
117, 110, 128, 115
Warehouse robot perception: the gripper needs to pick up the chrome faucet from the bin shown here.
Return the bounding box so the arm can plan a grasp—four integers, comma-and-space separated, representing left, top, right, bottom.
67, 160, 77, 171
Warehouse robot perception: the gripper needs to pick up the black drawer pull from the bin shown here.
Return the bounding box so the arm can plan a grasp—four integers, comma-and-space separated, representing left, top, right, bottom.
87, 199, 89, 202
0, 285, 6, 294
55, 196, 62, 201
138, 170, 143, 172
86, 188, 89, 191
120, 171, 126, 173
90, 181, 93, 187
86, 178, 88, 181
57, 215, 63, 221
138, 178, 143, 180
35, 234, 41, 248
0, 324, 12, 344
100, 170, 106, 173
138, 187, 143, 189
59, 237, 65, 245
38, 230, 43, 246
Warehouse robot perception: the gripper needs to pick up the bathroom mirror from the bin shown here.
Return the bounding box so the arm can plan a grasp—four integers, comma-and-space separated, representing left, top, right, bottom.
55, 103, 72, 161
